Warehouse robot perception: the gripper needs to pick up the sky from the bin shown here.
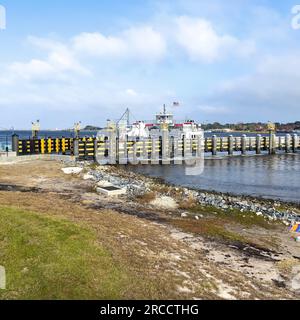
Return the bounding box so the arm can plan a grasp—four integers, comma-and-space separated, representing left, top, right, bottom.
0, 0, 300, 129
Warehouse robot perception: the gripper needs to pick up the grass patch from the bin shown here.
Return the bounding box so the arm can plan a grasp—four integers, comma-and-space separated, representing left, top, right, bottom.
187, 205, 276, 229
0, 206, 127, 300
170, 218, 247, 244
276, 259, 300, 274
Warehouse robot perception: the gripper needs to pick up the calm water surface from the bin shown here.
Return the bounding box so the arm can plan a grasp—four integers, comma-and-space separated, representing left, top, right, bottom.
129, 154, 300, 203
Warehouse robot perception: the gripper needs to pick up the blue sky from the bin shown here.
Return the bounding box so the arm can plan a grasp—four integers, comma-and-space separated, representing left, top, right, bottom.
0, 0, 300, 129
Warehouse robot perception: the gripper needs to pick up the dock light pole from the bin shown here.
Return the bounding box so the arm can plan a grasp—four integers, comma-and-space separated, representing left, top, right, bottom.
73, 122, 81, 158
74, 122, 81, 139
267, 122, 276, 155
31, 120, 40, 140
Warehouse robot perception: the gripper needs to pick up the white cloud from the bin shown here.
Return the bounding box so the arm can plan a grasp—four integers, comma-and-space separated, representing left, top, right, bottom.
125, 89, 138, 97
198, 105, 230, 114
72, 26, 166, 62
175, 16, 255, 62
204, 52, 300, 121
123, 26, 166, 61
0, 36, 91, 84
72, 32, 126, 57
9, 59, 55, 81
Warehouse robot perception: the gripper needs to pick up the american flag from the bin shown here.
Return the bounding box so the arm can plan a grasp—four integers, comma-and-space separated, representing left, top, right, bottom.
173, 102, 180, 107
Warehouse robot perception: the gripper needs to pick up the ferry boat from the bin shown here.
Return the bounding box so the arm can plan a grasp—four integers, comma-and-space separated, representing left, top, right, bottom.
124, 105, 204, 140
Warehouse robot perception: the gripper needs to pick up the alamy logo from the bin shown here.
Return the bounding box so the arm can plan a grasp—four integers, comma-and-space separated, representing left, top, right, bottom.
0, 266, 6, 290
292, 5, 300, 29
0, 5, 6, 30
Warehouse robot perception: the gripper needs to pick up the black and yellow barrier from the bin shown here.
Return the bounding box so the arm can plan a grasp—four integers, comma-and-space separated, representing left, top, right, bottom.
77, 138, 95, 161
13, 133, 300, 162
17, 138, 74, 156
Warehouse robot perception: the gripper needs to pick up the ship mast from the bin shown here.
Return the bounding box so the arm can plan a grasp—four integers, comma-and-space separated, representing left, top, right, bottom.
118, 108, 131, 126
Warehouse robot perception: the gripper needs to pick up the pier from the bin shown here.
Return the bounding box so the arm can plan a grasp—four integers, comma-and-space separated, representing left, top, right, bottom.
9, 132, 300, 164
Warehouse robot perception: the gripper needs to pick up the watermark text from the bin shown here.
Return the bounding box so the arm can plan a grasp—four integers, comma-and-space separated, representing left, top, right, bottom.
0, 4, 6, 30
292, 5, 300, 29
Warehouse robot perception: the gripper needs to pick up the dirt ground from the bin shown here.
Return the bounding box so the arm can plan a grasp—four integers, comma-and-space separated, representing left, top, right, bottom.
0, 160, 299, 300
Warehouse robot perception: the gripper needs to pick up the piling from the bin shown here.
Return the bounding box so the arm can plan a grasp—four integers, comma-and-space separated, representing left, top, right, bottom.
292, 134, 298, 153
285, 134, 291, 153
132, 137, 138, 165
183, 137, 193, 164
162, 126, 170, 165
11, 134, 19, 153
248, 137, 254, 151
73, 138, 79, 157
151, 137, 160, 165
256, 135, 262, 154
174, 137, 183, 165
112, 132, 118, 164
228, 135, 234, 155
269, 132, 276, 155
196, 135, 203, 158
141, 138, 149, 165
212, 135, 217, 156
278, 136, 283, 150
241, 135, 247, 155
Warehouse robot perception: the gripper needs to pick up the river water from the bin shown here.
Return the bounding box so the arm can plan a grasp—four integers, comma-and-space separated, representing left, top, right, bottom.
129, 154, 300, 204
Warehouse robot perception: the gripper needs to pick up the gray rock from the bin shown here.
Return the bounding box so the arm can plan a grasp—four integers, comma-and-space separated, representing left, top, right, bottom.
181, 212, 188, 218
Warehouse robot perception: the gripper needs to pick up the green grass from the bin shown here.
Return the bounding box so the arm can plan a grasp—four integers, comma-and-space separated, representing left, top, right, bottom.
170, 218, 247, 244
169, 204, 280, 249
188, 205, 276, 229
0, 206, 127, 300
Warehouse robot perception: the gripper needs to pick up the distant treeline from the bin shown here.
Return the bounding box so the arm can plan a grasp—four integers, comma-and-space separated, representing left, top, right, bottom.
83, 125, 102, 131
83, 121, 300, 132
202, 121, 300, 132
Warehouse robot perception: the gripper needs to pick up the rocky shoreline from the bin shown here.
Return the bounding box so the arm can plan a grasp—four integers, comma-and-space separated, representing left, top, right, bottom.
81, 163, 300, 225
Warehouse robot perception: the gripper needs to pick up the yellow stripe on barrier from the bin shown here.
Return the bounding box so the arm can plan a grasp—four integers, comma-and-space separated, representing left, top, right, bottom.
61, 139, 66, 153
41, 139, 45, 154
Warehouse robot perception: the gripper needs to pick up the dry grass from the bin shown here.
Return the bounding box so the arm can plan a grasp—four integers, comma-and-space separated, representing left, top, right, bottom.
276, 259, 300, 274
178, 196, 198, 210
136, 192, 157, 204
